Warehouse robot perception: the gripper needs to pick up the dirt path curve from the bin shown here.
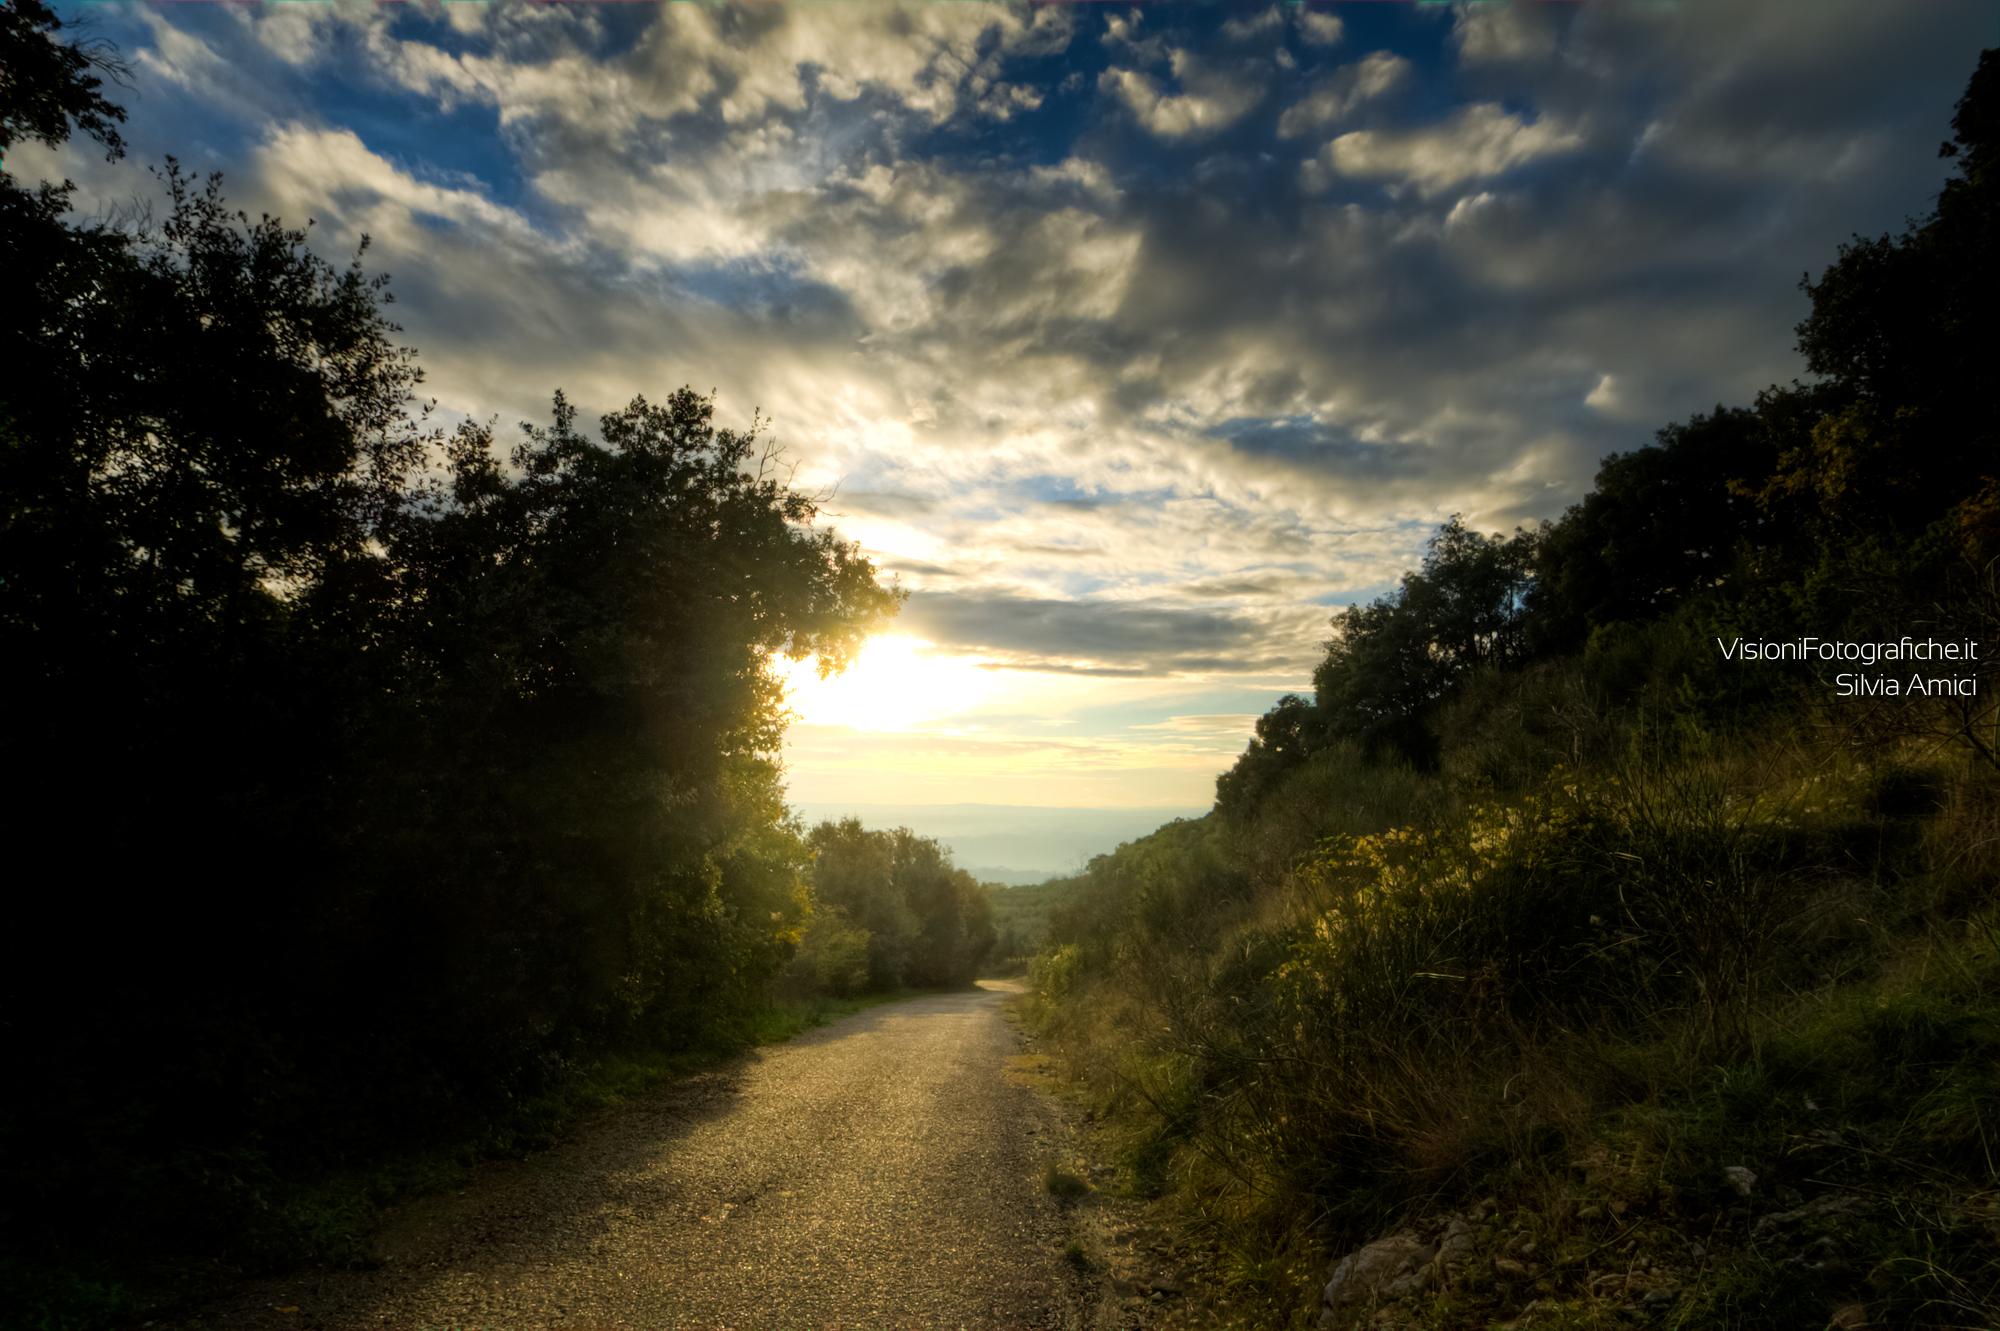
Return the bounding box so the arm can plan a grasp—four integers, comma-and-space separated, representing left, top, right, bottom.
175, 981, 1083, 1331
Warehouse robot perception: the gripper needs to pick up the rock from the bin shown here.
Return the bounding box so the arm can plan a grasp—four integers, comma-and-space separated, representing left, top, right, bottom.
1577, 1204, 1603, 1221
1493, 1256, 1530, 1279
1434, 1216, 1478, 1280
1723, 1166, 1758, 1198
1829, 1304, 1869, 1329
1323, 1232, 1435, 1310
1752, 1191, 1865, 1238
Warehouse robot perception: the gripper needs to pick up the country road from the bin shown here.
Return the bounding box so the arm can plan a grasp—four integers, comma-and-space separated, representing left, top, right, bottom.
174, 981, 1087, 1331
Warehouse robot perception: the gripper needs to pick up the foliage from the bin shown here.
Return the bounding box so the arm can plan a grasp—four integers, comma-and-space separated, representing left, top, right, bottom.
1526, 405, 1788, 655
1218, 518, 1538, 806
0, 15, 953, 1316
0, 0, 125, 162
804, 819, 997, 990
1033, 49, 2000, 1331
986, 877, 1072, 964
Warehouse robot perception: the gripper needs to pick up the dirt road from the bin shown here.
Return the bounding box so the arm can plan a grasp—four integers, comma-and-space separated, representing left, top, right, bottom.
176, 981, 1083, 1331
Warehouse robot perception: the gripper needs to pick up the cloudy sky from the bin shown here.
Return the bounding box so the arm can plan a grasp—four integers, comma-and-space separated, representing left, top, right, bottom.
25, 0, 1990, 811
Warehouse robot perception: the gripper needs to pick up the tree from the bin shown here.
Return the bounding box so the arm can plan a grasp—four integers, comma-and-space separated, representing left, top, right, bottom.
1217, 519, 1539, 801
1, 8, 905, 1272
1311, 518, 1537, 768
807, 821, 995, 988
0, 0, 126, 162
1756, 50, 2000, 763
1215, 694, 1323, 815
1529, 407, 1786, 654
1770, 49, 1998, 557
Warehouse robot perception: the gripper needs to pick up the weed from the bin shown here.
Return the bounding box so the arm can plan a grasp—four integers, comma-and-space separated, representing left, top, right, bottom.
1044, 1164, 1091, 1204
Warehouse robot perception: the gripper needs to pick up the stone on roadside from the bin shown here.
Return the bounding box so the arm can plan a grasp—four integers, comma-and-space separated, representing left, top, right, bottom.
1322, 1232, 1436, 1312
1433, 1216, 1477, 1280
1751, 1191, 1864, 1238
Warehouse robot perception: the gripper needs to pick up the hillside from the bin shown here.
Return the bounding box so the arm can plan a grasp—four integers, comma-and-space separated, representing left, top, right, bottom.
1024, 52, 2000, 1331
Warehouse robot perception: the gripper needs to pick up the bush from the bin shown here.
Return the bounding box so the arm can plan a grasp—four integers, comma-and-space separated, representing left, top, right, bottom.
784, 906, 873, 998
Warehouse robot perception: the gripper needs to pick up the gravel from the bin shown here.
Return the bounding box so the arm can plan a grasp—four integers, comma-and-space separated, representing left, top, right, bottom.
171, 981, 1084, 1331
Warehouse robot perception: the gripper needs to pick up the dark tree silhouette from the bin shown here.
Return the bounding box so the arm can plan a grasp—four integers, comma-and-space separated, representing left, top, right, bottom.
1, 8, 903, 1298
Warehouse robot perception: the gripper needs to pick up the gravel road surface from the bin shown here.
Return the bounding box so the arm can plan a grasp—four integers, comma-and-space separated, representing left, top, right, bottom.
174, 981, 1083, 1331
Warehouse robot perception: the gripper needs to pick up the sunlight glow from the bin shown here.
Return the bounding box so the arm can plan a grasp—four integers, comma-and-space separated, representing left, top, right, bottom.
776, 634, 998, 732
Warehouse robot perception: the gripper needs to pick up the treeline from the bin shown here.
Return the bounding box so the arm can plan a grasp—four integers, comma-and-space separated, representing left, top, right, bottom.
0, 3, 981, 1310
1222, 68, 1998, 800
788, 820, 998, 995
1032, 52, 1999, 1329
986, 878, 1070, 966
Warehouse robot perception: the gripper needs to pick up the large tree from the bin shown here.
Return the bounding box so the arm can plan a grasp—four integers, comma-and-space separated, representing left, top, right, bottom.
1, 3, 901, 1279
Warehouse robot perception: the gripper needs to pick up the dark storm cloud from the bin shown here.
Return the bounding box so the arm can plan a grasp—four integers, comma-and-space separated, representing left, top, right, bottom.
1207, 417, 1418, 479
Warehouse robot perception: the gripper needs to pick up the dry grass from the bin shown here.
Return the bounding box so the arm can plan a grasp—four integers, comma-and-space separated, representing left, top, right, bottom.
1026, 734, 2000, 1328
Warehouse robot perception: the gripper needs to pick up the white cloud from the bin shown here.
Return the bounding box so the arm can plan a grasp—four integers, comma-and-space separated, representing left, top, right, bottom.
132, 11, 229, 90
251, 124, 537, 246
1584, 373, 1622, 413
1296, 10, 1344, 46
1314, 102, 1587, 194
1453, 4, 1559, 65
239, 3, 341, 67
1276, 51, 1411, 138
363, 1, 1062, 132
1220, 7, 1284, 42
1099, 49, 1266, 138
64, 0, 1991, 804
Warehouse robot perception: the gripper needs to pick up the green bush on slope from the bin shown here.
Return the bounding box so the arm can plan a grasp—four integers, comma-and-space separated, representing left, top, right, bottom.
1028, 49, 2000, 1330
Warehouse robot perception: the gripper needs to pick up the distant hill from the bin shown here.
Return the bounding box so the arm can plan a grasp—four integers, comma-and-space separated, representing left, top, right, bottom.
789, 802, 1204, 881
968, 866, 1056, 887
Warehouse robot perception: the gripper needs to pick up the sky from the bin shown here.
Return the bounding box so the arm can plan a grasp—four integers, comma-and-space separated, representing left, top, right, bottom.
23, 0, 1993, 813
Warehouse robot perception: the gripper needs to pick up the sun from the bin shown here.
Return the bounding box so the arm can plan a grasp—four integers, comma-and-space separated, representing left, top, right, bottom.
775, 634, 995, 732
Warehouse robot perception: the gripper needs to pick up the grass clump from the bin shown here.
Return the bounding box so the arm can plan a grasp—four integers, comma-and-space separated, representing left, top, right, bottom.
1044, 1163, 1092, 1204
1027, 733, 2000, 1328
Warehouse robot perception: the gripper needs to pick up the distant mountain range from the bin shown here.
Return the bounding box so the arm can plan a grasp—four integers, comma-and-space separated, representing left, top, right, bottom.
789, 802, 1206, 884
966, 866, 1067, 887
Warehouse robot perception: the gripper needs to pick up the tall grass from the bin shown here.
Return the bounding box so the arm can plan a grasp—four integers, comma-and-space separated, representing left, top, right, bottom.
1028, 709, 2000, 1326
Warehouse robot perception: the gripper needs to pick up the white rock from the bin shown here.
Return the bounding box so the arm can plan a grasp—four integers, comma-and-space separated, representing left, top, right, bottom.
1323, 1232, 1435, 1310
1434, 1216, 1477, 1279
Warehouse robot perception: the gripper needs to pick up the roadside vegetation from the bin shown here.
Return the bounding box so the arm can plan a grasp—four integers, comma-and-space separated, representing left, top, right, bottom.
0, 6, 990, 1326
989, 878, 1074, 969
1026, 51, 2000, 1331
783, 820, 999, 997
